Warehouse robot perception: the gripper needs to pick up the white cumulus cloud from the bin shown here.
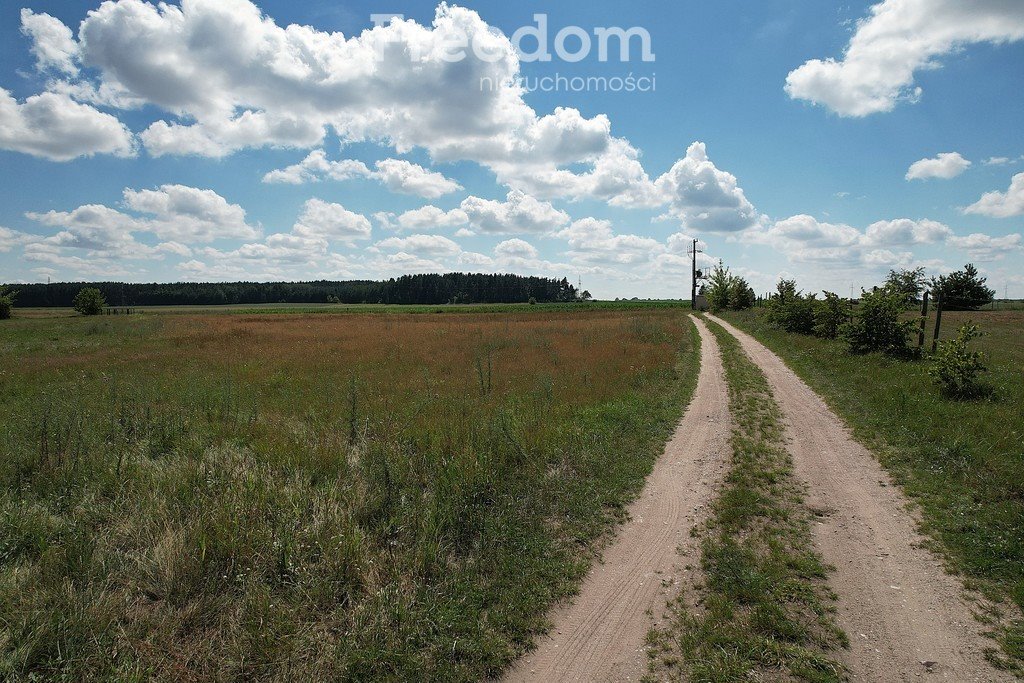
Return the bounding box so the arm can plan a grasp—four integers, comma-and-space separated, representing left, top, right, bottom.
293, 198, 372, 243
26, 185, 259, 247
0, 87, 135, 161
375, 234, 462, 257
785, 0, 1024, 116
905, 152, 971, 180
862, 218, 953, 245
494, 238, 538, 259
262, 150, 372, 184
947, 232, 1023, 260
123, 185, 260, 242
262, 151, 462, 198
394, 205, 469, 231
13, 1, 755, 210
964, 173, 1024, 217
20, 9, 79, 75
557, 218, 662, 265
372, 159, 462, 198
655, 142, 759, 233
750, 214, 955, 267
0, 226, 36, 253
460, 190, 570, 234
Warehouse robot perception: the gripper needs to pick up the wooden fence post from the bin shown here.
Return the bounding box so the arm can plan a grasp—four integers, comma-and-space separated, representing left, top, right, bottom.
931, 292, 943, 353
918, 291, 929, 348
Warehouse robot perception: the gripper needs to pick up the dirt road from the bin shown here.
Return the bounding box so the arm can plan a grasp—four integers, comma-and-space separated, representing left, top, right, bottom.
708, 314, 1011, 682
504, 316, 730, 682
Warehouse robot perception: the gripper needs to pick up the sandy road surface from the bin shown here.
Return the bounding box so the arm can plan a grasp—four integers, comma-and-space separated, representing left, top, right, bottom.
504, 316, 730, 683
708, 314, 1011, 682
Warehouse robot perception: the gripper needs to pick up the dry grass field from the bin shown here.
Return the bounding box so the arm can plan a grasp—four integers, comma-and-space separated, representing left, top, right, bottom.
0, 308, 698, 681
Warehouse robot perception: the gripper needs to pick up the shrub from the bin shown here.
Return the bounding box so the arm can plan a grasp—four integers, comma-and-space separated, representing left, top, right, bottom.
930, 264, 995, 311
73, 287, 106, 316
0, 286, 15, 320
706, 265, 755, 313
728, 279, 756, 310
765, 279, 817, 335
813, 291, 847, 339
929, 323, 988, 398
841, 288, 915, 356
528, 297, 537, 305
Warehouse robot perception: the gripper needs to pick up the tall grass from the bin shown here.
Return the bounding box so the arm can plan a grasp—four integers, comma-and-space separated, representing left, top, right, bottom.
0, 309, 699, 681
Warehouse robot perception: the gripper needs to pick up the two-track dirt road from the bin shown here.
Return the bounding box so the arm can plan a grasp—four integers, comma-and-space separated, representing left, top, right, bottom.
707, 314, 1011, 682
504, 316, 731, 682
505, 313, 1010, 682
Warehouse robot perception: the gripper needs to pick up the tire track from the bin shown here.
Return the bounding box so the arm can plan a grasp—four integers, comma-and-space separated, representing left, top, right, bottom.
503, 316, 731, 683
708, 313, 1012, 682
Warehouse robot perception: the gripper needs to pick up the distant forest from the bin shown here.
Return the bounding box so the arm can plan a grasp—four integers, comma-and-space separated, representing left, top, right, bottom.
8, 273, 581, 307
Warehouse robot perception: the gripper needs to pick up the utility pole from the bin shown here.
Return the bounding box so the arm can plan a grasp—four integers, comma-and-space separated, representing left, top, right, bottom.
687, 238, 704, 309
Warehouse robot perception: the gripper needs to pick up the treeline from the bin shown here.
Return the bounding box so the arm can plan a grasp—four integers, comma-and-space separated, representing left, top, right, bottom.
7, 273, 580, 308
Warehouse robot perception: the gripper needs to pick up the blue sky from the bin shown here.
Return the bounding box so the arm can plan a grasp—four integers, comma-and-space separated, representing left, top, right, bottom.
1, 0, 1023, 298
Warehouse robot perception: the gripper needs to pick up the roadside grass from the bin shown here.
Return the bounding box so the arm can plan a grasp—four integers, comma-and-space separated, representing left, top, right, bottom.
0, 309, 699, 681
647, 317, 848, 682
721, 309, 1024, 672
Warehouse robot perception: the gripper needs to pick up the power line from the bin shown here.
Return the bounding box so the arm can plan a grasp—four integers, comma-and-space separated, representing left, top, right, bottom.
687, 239, 704, 309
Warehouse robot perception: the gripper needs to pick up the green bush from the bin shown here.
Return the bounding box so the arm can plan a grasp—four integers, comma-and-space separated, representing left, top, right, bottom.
841, 288, 915, 356
929, 323, 988, 398
72, 287, 106, 316
728, 280, 756, 310
812, 291, 847, 339
0, 287, 15, 320
765, 279, 817, 335
706, 265, 755, 313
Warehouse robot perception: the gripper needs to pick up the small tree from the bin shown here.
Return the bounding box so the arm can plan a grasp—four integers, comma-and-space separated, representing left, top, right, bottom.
774, 278, 799, 303
929, 323, 988, 398
930, 264, 995, 311
706, 264, 755, 313
884, 267, 927, 306
841, 287, 915, 356
813, 291, 847, 339
73, 287, 106, 316
765, 279, 817, 335
0, 286, 16, 320
728, 277, 756, 310
705, 265, 732, 312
